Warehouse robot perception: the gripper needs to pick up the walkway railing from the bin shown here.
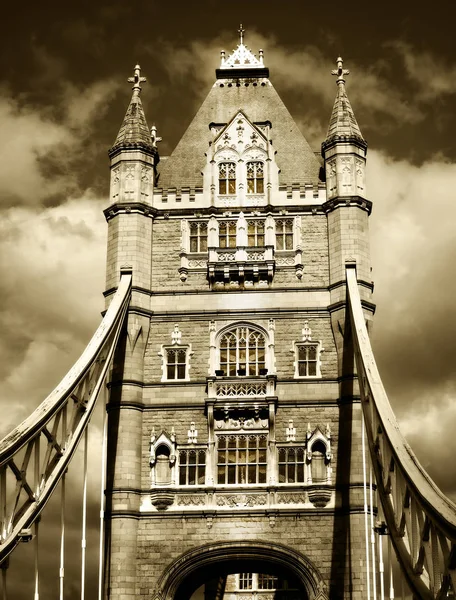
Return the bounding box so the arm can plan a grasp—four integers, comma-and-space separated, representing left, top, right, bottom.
347, 264, 456, 599
0, 273, 131, 596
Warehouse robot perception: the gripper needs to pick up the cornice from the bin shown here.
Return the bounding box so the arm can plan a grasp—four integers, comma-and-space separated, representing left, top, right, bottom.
104, 202, 158, 221
323, 195, 372, 215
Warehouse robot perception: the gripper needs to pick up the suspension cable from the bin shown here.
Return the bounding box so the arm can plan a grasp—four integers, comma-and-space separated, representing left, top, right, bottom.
362, 413, 371, 600
370, 465, 377, 599
34, 520, 39, 600
378, 501, 385, 600
98, 381, 108, 600
59, 474, 65, 600
81, 427, 88, 600
387, 535, 394, 599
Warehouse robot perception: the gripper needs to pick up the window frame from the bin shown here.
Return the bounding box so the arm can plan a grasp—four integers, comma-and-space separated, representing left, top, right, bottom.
293, 341, 321, 379
189, 221, 208, 253
218, 325, 267, 377
275, 218, 294, 251
246, 161, 265, 195
216, 433, 268, 485
218, 162, 237, 195
160, 344, 192, 382
178, 447, 207, 486
277, 445, 306, 484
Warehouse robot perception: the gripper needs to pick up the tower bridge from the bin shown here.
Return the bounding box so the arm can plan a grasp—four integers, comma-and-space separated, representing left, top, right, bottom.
0, 31, 455, 600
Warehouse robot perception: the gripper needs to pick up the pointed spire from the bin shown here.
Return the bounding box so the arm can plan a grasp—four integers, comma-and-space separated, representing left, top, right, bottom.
109, 64, 155, 157
323, 57, 366, 148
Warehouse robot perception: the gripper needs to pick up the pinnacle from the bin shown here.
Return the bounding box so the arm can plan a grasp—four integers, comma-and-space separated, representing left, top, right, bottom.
109, 64, 155, 156
324, 57, 365, 147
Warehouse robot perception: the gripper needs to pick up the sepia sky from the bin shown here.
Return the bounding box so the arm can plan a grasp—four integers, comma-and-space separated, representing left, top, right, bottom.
1, 0, 456, 595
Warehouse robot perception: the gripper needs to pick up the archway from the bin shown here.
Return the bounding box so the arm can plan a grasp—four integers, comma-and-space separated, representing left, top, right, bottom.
155, 541, 327, 600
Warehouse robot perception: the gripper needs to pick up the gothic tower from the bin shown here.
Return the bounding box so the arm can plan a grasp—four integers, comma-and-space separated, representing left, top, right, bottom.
103, 32, 374, 600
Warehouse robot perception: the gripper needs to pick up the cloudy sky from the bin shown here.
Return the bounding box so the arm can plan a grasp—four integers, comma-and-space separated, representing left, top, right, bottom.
1, 0, 456, 595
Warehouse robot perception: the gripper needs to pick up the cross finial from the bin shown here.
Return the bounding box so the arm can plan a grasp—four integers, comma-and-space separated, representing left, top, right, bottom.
128, 64, 147, 95
238, 23, 245, 45
151, 125, 163, 148
331, 56, 350, 85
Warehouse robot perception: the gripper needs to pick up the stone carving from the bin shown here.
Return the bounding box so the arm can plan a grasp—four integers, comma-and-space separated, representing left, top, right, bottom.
215, 381, 267, 397
276, 256, 295, 266
277, 493, 307, 505
177, 495, 206, 507
216, 494, 267, 507
171, 324, 182, 345
188, 260, 207, 268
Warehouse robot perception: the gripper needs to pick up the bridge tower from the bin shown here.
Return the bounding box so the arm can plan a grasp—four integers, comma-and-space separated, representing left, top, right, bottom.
103, 34, 374, 600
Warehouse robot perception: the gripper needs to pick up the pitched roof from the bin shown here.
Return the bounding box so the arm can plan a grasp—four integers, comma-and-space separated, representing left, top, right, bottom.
158, 80, 322, 190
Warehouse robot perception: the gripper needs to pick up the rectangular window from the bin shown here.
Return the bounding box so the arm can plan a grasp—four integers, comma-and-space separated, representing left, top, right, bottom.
297, 344, 318, 377
219, 162, 236, 195
166, 348, 187, 380
258, 574, 278, 590
219, 221, 237, 248
178, 449, 206, 485
239, 574, 253, 590
247, 162, 264, 194
247, 220, 265, 247
275, 219, 293, 250
217, 434, 267, 485
278, 447, 306, 483
189, 222, 208, 252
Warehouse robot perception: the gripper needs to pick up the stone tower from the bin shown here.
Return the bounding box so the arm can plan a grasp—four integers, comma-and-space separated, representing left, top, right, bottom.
103, 32, 374, 600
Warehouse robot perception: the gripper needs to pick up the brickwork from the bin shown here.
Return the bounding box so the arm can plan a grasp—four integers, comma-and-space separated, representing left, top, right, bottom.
104, 57, 374, 600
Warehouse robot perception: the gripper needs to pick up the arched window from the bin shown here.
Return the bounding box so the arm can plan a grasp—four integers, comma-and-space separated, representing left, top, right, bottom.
219, 162, 236, 194
246, 161, 264, 194
219, 325, 266, 376
310, 441, 327, 483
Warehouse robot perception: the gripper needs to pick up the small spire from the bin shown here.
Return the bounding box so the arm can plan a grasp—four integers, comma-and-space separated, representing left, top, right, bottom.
238, 23, 245, 45
331, 56, 350, 85
128, 64, 146, 95
323, 56, 365, 147
109, 64, 155, 156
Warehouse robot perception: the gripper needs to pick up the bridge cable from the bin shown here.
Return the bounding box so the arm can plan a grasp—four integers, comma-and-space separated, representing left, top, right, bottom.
370, 465, 377, 599
81, 427, 88, 600
59, 474, 65, 600
362, 413, 372, 600
378, 501, 385, 600
34, 519, 39, 600
98, 380, 108, 600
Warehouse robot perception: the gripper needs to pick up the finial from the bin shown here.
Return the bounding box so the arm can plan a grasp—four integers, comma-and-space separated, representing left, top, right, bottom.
128, 64, 147, 95
331, 56, 350, 85
238, 23, 245, 45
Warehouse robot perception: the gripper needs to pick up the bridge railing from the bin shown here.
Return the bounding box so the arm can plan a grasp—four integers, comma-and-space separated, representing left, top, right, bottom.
347, 264, 456, 599
0, 273, 131, 566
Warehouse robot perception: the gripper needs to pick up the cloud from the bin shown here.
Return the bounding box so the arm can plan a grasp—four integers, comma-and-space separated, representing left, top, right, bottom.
367, 149, 456, 499
391, 41, 456, 101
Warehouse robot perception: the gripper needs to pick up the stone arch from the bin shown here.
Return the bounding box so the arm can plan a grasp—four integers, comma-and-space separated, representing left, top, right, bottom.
154, 540, 328, 600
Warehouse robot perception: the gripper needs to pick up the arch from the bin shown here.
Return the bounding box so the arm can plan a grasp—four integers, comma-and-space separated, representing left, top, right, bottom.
216, 322, 269, 377
154, 540, 328, 600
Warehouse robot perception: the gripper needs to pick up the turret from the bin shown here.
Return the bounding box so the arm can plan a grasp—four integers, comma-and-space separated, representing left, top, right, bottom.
104, 65, 159, 291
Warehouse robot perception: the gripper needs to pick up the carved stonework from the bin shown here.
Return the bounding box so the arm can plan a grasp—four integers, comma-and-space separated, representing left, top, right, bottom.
176, 495, 206, 507
277, 493, 308, 505
308, 488, 332, 508
216, 494, 267, 507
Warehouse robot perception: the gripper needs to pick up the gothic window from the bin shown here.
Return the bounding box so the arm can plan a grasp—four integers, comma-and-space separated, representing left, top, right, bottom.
219, 221, 237, 248
295, 342, 320, 378
219, 162, 236, 195
219, 326, 266, 376
246, 161, 264, 194
189, 222, 208, 252
310, 441, 327, 483
178, 449, 206, 485
217, 434, 267, 484
275, 219, 294, 250
238, 574, 253, 590
166, 348, 188, 380
247, 219, 265, 247
278, 446, 306, 483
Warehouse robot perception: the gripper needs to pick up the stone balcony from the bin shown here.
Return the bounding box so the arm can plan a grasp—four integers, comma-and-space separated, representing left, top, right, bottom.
207, 246, 275, 287
206, 375, 276, 403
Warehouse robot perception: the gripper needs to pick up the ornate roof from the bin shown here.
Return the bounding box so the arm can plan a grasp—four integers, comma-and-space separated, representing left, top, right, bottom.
323, 57, 366, 147
109, 65, 154, 156
216, 25, 269, 79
